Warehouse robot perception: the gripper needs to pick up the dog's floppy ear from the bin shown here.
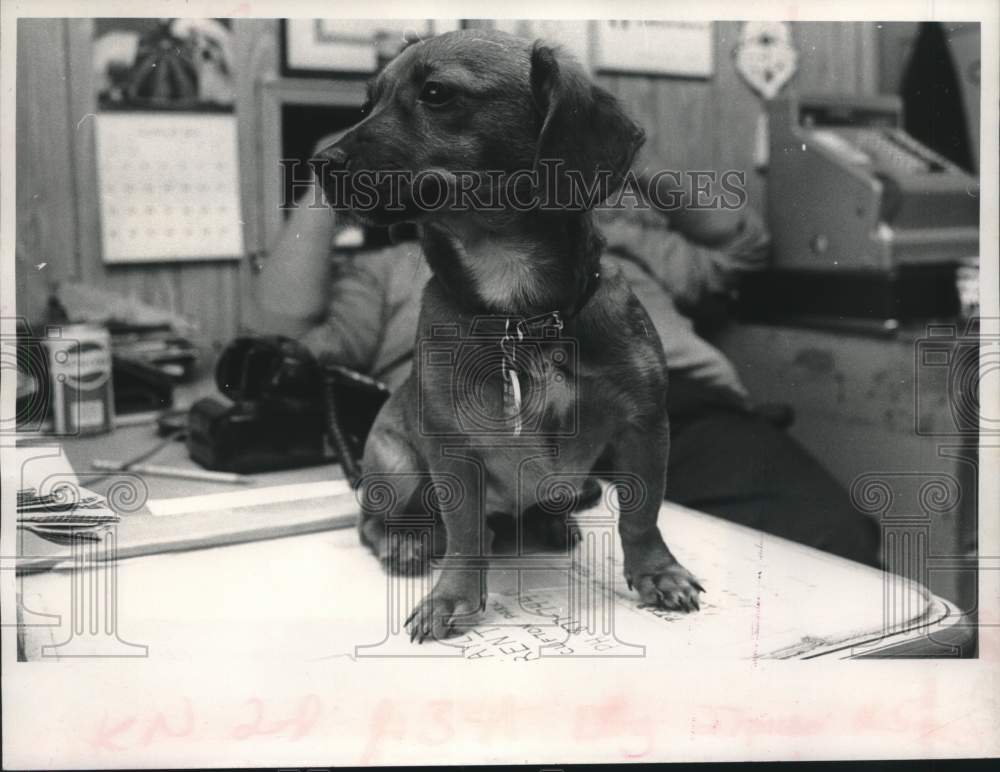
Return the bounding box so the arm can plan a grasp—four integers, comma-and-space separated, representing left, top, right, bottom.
530, 41, 645, 208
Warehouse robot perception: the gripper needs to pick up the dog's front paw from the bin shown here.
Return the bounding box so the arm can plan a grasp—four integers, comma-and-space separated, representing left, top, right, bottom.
625, 550, 705, 613
405, 586, 484, 644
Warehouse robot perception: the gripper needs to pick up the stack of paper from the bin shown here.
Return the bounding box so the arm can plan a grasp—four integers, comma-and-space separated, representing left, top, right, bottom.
17, 486, 120, 543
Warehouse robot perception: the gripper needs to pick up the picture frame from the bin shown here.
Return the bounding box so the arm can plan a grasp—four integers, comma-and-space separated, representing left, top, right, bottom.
280, 18, 462, 78
594, 20, 715, 78
93, 17, 236, 111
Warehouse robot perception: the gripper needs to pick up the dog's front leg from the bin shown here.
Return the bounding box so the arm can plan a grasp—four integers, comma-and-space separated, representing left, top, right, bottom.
405, 450, 489, 643
613, 423, 705, 612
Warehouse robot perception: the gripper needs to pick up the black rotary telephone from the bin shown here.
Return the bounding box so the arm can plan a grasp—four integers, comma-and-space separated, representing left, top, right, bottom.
186, 336, 389, 483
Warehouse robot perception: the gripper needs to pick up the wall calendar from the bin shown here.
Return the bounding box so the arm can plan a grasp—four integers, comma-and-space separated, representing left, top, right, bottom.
95, 112, 245, 263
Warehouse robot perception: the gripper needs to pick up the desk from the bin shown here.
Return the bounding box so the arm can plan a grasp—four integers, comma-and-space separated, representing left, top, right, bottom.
716, 322, 980, 618
15, 424, 974, 661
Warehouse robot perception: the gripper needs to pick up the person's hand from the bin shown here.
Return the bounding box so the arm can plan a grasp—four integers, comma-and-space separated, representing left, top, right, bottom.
643, 171, 749, 248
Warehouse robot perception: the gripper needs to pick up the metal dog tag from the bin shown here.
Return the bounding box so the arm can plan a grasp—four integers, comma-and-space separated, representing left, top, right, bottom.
502, 366, 523, 436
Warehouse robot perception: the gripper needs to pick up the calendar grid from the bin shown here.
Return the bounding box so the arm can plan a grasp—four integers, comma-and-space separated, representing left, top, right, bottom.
95, 112, 245, 263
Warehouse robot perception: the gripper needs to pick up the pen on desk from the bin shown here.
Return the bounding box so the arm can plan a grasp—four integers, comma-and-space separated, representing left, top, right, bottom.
91, 459, 254, 485
112, 411, 162, 428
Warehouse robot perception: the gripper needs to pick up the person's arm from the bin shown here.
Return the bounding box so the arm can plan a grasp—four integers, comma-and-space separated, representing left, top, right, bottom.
250, 179, 340, 338
250, 130, 352, 337
648, 172, 756, 251
295, 253, 391, 375
599, 172, 770, 311
246, 173, 389, 375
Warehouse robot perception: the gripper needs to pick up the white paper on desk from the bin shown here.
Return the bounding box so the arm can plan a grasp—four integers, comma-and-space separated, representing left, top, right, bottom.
22, 488, 939, 663
147, 479, 354, 516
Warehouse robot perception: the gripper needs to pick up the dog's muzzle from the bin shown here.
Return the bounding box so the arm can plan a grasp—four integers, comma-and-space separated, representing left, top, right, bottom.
311, 145, 350, 180
311, 146, 365, 215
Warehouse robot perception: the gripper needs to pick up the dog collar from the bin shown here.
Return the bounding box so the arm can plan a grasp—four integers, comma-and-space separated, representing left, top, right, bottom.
564, 270, 602, 321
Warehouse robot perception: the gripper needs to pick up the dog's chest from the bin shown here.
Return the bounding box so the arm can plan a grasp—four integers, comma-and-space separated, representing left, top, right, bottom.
427, 347, 612, 514
457, 239, 542, 310
420, 334, 581, 435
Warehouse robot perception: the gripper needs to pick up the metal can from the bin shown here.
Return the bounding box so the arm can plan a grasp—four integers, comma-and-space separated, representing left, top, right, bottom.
42, 324, 116, 435
955, 256, 979, 320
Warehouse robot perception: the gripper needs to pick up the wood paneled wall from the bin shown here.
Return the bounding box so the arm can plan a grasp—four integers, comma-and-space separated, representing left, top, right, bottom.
15, 19, 877, 346
15, 18, 254, 353
599, 22, 877, 213
16, 20, 78, 326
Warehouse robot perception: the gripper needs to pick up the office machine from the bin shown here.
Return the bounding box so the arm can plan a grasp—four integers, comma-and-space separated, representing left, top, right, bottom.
767, 93, 978, 272
742, 94, 980, 331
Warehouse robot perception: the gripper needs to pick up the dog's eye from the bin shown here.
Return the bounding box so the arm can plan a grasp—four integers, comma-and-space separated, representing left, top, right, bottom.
419, 81, 457, 106
359, 100, 372, 117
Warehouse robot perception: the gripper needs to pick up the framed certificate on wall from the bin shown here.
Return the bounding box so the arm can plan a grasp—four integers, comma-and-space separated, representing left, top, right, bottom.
281, 19, 461, 77
595, 20, 714, 78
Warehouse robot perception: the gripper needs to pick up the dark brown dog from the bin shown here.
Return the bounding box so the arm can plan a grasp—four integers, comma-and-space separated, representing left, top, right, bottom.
314, 29, 704, 642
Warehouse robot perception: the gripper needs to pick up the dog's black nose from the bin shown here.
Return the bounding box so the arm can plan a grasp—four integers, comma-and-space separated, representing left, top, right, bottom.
313, 146, 350, 174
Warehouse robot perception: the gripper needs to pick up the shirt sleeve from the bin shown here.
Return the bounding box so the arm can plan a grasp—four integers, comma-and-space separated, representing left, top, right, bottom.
298, 249, 392, 374
597, 203, 770, 312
